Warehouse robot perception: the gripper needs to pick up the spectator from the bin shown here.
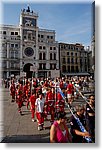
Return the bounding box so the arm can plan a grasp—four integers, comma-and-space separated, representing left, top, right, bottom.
50, 111, 72, 143
70, 104, 90, 143
86, 94, 95, 142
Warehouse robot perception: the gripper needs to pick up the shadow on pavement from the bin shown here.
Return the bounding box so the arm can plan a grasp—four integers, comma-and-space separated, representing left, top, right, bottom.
1, 133, 50, 143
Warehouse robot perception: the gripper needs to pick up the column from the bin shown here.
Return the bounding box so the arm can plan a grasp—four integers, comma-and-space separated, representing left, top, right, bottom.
35, 28, 38, 78
56, 43, 59, 69
19, 13, 23, 72
46, 46, 50, 69
7, 42, 9, 78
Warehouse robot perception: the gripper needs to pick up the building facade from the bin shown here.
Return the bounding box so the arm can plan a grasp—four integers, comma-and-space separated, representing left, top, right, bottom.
59, 43, 89, 76
0, 25, 20, 78
0, 6, 59, 79
91, 1, 95, 73
0, 6, 93, 79
88, 50, 93, 74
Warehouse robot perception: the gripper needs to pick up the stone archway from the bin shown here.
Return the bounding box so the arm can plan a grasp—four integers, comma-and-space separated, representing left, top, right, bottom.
23, 63, 33, 78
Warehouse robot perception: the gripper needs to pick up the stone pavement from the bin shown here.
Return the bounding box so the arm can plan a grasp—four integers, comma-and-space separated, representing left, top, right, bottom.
0, 87, 50, 143
0, 86, 93, 143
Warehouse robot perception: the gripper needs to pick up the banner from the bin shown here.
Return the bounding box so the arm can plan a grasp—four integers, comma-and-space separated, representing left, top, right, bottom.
57, 87, 92, 143
51, 70, 60, 78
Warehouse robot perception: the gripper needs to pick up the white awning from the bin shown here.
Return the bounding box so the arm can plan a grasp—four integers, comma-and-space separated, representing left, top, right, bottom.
62, 72, 90, 76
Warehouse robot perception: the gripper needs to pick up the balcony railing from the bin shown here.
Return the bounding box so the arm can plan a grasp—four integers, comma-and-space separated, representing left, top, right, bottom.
39, 28, 55, 33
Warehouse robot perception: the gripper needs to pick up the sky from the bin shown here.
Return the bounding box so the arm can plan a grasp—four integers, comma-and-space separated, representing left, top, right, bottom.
0, 0, 93, 47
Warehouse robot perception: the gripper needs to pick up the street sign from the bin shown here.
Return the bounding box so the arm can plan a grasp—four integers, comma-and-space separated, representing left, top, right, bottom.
92, 65, 95, 70
16, 75, 20, 79
30, 66, 37, 72
51, 70, 60, 78
11, 74, 14, 77
20, 72, 26, 77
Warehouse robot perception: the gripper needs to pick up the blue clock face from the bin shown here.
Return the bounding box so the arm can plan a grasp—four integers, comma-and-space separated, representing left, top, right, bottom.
24, 47, 34, 57
23, 17, 36, 26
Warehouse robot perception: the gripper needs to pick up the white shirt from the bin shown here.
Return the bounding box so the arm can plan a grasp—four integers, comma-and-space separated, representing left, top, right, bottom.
35, 98, 45, 113
42, 87, 47, 94
62, 130, 66, 137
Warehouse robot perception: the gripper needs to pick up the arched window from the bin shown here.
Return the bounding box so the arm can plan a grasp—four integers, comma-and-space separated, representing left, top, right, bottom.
39, 53, 42, 60
43, 53, 46, 60
54, 53, 56, 60
71, 66, 74, 72
50, 53, 52, 60
62, 65, 66, 72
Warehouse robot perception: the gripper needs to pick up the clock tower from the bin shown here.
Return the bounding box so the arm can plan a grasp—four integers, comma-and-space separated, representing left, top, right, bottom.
19, 6, 39, 78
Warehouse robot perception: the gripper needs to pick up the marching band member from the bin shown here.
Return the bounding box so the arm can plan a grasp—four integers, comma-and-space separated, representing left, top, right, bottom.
29, 89, 36, 122
26, 85, 31, 109
23, 82, 29, 100
56, 91, 65, 113
67, 80, 74, 105
10, 80, 16, 102
35, 92, 45, 131
59, 80, 64, 89
15, 83, 23, 114
45, 87, 55, 124
42, 80, 49, 88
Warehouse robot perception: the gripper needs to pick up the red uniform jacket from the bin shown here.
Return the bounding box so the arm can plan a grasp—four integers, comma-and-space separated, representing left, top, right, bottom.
16, 89, 23, 101
46, 91, 55, 107
29, 95, 36, 109
67, 83, 74, 94
56, 92, 65, 111
60, 81, 64, 89
10, 83, 15, 95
